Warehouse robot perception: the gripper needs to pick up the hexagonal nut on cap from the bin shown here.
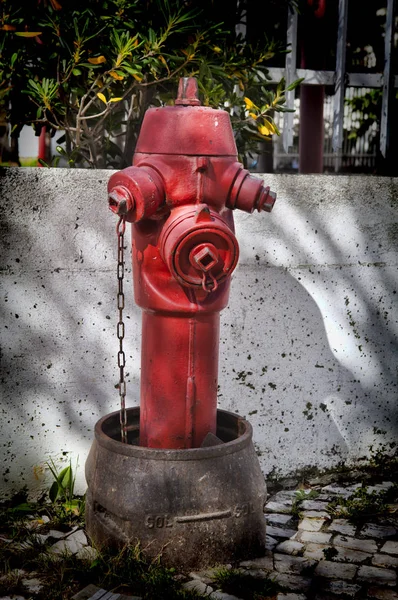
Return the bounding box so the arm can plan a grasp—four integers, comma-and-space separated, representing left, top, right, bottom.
108, 186, 134, 215
257, 187, 276, 213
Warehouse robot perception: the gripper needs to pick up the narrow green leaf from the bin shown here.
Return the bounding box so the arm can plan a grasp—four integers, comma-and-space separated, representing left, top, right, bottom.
80, 63, 102, 68
286, 77, 304, 92
59, 465, 72, 490
277, 77, 285, 94
49, 480, 60, 503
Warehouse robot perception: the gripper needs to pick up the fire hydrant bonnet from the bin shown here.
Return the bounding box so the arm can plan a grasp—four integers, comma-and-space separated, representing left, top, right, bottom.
136, 105, 238, 156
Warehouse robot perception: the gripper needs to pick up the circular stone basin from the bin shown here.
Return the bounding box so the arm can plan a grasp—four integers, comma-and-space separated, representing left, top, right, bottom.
85, 407, 267, 570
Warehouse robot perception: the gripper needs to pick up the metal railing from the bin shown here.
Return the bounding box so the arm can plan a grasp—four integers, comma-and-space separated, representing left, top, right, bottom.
267, 0, 397, 173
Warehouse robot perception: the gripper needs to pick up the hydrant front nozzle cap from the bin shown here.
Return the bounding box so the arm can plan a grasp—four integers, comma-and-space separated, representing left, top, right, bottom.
175, 77, 201, 106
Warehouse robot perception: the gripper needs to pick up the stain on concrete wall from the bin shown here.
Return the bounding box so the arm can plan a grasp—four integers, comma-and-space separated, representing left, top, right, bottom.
0, 169, 397, 497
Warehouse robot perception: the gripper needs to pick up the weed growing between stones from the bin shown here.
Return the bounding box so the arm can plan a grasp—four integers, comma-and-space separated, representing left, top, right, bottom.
46, 458, 85, 521
368, 444, 398, 479
210, 566, 280, 599
0, 529, 206, 599
291, 489, 320, 518
85, 543, 203, 599
322, 546, 338, 561
0, 567, 26, 597
326, 483, 398, 521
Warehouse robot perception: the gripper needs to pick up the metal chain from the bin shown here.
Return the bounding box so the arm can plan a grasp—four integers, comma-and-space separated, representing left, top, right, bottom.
116, 216, 128, 443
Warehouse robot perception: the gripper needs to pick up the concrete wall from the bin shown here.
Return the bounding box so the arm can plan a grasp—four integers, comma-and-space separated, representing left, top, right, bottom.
1, 168, 397, 498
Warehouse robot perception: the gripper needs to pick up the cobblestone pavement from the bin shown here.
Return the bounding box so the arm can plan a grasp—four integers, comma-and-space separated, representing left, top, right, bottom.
183, 480, 398, 600
1, 479, 397, 599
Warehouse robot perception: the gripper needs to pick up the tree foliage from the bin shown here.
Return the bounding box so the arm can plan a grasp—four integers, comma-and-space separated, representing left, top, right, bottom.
0, 0, 300, 168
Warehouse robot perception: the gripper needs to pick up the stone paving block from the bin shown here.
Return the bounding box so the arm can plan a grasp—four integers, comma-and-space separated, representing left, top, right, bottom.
334, 547, 372, 564
190, 565, 232, 585
210, 592, 241, 600
367, 586, 398, 600
240, 555, 274, 570
380, 541, 398, 555
183, 579, 214, 595
299, 531, 333, 544
21, 577, 43, 593
357, 565, 397, 586
372, 553, 398, 568
333, 534, 377, 554
321, 484, 361, 497
359, 524, 397, 539
301, 500, 329, 511
366, 482, 394, 493
49, 529, 87, 555
327, 519, 356, 536
314, 560, 358, 580
267, 525, 298, 539
65, 528, 88, 545
241, 568, 275, 580
266, 513, 294, 526
72, 586, 141, 600
275, 540, 305, 556
302, 510, 330, 519
303, 542, 332, 561
265, 501, 294, 514
274, 553, 316, 575
272, 491, 301, 501
277, 594, 307, 600
319, 580, 362, 598
270, 572, 312, 592
266, 535, 279, 550
317, 493, 334, 501
265, 492, 296, 512
298, 517, 327, 532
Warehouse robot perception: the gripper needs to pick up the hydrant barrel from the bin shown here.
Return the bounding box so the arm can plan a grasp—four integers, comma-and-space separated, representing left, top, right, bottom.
140, 312, 219, 448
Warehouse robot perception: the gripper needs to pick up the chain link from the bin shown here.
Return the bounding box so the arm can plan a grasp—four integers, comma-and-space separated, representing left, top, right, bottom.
116, 216, 128, 443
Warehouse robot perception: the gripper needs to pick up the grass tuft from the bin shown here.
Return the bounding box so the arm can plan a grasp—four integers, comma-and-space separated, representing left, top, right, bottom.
211, 566, 280, 599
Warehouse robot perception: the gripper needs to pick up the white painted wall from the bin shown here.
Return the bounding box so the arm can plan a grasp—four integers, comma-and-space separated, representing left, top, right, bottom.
1, 169, 397, 498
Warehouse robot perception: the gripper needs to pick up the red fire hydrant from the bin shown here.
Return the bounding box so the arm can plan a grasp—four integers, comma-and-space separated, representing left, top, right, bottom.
108, 78, 276, 450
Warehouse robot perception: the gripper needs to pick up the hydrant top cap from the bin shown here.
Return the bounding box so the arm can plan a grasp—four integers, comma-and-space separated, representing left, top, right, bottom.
135, 105, 238, 157
135, 76, 237, 156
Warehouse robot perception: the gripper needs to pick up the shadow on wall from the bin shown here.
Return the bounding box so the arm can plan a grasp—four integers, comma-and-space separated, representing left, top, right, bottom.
219, 175, 398, 476
0, 169, 397, 498
0, 168, 140, 498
